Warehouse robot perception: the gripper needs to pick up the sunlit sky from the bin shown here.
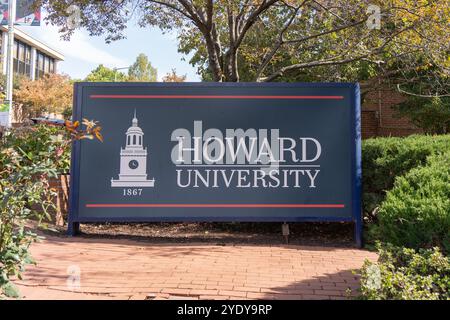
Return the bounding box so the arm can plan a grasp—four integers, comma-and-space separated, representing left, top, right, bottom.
17, 14, 201, 81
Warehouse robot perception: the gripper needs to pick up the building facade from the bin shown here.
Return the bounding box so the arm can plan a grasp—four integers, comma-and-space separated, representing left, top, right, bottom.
361, 85, 422, 139
0, 26, 64, 80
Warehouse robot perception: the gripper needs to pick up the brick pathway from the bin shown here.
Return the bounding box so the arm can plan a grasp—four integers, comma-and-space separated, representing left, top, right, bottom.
14, 235, 377, 300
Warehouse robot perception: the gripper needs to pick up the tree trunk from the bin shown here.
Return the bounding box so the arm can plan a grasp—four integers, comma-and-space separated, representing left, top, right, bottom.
205, 34, 223, 82
224, 49, 239, 82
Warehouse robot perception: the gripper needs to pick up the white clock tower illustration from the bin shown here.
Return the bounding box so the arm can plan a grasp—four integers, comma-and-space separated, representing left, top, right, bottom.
111, 111, 155, 187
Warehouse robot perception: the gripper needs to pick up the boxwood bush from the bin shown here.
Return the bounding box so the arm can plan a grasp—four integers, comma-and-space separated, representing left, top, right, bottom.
359, 244, 450, 300
369, 151, 450, 253
362, 134, 450, 217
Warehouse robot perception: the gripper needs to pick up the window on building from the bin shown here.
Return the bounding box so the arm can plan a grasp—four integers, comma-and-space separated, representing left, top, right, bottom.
18, 43, 25, 74
44, 56, 48, 73
11, 40, 33, 77
34, 51, 56, 79
25, 46, 31, 76
35, 52, 45, 79
13, 41, 18, 58
49, 59, 54, 73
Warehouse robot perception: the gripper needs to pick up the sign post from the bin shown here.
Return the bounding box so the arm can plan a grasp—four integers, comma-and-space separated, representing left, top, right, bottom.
69, 83, 362, 247
4, 0, 16, 127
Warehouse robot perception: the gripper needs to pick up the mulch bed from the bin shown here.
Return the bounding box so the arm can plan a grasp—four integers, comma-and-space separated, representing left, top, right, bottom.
44, 221, 356, 247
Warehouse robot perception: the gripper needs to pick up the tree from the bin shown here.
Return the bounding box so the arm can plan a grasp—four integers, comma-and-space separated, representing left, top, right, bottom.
40, 0, 448, 92
162, 69, 187, 82
14, 73, 73, 120
395, 96, 450, 134
128, 53, 157, 82
84, 64, 128, 82
0, 74, 28, 112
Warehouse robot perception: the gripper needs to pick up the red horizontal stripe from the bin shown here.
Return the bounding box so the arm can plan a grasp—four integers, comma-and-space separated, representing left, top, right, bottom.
86, 204, 345, 208
90, 95, 344, 100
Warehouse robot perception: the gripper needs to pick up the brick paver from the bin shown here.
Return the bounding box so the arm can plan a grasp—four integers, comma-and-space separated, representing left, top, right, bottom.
14, 235, 377, 300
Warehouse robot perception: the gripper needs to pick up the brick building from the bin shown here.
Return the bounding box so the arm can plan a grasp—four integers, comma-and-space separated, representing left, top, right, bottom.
361, 84, 422, 139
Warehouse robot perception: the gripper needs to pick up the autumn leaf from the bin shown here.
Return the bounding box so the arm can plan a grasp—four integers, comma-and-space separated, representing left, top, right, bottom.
82, 118, 98, 129
79, 135, 94, 140
95, 131, 104, 143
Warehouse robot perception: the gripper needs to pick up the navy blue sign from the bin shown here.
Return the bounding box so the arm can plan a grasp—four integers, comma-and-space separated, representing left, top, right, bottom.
69, 83, 362, 246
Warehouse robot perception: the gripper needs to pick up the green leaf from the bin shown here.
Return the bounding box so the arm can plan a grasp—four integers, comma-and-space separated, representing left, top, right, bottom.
2, 282, 20, 298
16, 146, 33, 161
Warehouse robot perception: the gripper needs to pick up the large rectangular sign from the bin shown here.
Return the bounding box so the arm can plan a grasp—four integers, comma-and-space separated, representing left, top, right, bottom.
69, 83, 362, 245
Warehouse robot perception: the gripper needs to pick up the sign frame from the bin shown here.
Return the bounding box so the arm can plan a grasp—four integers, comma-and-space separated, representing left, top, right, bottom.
68, 82, 362, 247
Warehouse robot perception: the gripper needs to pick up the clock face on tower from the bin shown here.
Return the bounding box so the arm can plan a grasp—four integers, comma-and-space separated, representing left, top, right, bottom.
128, 160, 139, 170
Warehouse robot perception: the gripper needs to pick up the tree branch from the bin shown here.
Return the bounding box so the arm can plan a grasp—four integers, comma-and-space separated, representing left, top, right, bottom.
397, 84, 450, 97
255, 1, 306, 80
148, 0, 195, 22
176, 0, 207, 30
260, 26, 411, 82
283, 18, 366, 45
234, 0, 279, 50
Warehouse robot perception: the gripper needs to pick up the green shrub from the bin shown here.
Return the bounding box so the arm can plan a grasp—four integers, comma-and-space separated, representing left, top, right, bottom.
0, 121, 102, 298
369, 151, 450, 253
0, 124, 71, 298
0, 127, 59, 297
4, 125, 71, 173
359, 244, 450, 300
362, 134, 450, 216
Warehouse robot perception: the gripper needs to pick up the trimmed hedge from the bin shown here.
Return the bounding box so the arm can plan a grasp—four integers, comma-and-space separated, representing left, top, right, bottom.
359, 244, 450, 300
362, 134, 450, 215
369, 151, 450, 253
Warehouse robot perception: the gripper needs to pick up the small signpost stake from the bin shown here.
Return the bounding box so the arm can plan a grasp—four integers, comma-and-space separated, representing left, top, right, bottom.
282, 223, 290, 244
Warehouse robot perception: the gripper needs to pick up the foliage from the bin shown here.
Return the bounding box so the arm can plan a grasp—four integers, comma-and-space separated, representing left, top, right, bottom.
162, 69, 187, 82
39, 0, 448, 86
0, 122, 102, 298
0, 74, 27, 93
361, 134, 450, 218
128, 53, 157, 82
84, 53, 158, 83
65, 118, 104, 142
14, 74, 73, 121
62, 107, 73, 120
0, 74, 28, 113
394, 96, 450, 134
0, 125, 62, 297
6, 125, 71, 173
359, 244, 450, 300
369, 151, 450, 253
84, 64, 128, 82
